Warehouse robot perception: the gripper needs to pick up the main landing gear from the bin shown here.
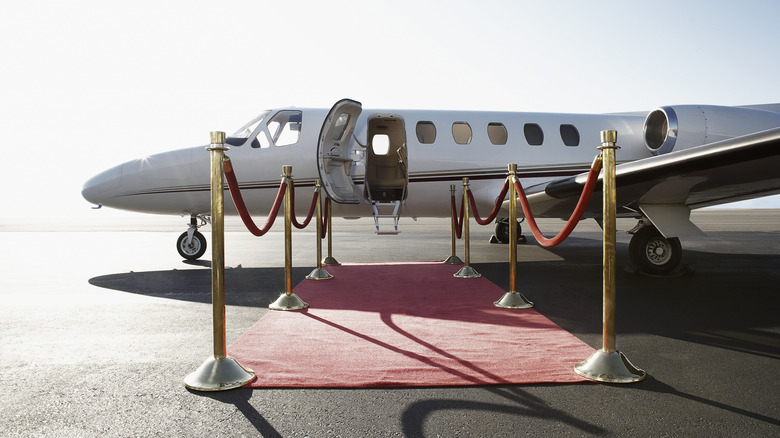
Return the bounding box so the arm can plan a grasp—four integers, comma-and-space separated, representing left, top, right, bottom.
628, 222, 682, 275
177, 215, 209, 260
493, 218, 525, 244
495, 217, 683, 275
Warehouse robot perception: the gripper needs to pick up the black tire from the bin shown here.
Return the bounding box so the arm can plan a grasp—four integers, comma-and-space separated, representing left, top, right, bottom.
177, 231, 207, 260
494, 219, 522, 244
629, 226, 682, 275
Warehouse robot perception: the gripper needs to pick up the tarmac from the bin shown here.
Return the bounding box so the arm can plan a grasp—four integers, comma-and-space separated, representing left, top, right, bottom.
1, 210, 778, 437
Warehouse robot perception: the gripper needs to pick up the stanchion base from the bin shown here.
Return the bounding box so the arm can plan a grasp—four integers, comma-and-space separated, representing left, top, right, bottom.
574, 349, 647, 383
442, 255, 464, 265
184, 355, 255, 392
306, 267, 333, 280
493, 291, 534, 309
321, 256, 341, 266
454, 266, 481, 278
269, 293, 309, 311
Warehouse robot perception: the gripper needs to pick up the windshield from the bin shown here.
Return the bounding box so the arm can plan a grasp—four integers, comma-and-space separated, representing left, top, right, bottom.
266, 110, 302, 146
231, 111, 271, 138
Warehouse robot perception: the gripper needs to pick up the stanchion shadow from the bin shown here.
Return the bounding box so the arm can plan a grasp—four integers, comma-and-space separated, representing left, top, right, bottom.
400, 385, 606, 436
302, 311, 523, 386
631, 376, 780, 427
187, 387, 283, 437
378, 312, 511, 385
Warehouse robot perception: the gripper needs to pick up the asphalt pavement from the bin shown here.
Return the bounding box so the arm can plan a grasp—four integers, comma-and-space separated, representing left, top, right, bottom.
1, 210, 778, 437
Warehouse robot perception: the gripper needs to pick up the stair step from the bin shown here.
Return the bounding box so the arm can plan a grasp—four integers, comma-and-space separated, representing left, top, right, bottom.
370, 199, 402, 234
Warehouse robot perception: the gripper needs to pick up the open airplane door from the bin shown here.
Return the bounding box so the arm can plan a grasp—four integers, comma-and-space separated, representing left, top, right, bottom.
317, 99, 363, 204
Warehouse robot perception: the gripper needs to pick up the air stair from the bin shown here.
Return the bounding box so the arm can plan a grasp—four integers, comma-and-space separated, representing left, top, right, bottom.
371, 199, 401, 235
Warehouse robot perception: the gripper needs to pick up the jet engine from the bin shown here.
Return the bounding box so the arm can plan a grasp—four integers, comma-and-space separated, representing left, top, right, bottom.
643, 105, 780, 156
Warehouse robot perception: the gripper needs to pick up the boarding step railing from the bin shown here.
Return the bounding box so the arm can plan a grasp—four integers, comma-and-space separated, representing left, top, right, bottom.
371, 200, 401, 235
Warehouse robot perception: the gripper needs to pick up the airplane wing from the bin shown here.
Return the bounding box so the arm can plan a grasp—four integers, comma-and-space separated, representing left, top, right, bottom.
517, 127, 780, 235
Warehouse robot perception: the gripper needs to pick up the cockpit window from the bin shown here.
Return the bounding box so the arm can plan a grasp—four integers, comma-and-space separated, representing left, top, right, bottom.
231, 111, 270, 139
267, 110, 302, 146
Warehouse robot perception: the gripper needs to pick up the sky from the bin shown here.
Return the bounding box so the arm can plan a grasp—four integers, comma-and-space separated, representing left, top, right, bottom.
2, 0, 780, 219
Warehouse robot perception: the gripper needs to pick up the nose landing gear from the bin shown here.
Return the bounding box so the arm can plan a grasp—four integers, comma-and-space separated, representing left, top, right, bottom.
177, 215, 209, 260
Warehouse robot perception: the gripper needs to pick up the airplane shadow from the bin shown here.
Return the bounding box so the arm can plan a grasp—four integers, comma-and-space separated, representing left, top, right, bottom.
89, 266, 312, 308
89, 237, 780, 359
479, 235, 780, 359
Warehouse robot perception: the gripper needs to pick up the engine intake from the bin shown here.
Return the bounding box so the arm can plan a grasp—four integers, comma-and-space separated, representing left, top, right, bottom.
644, 107, 678, 155
643, 105, 780, 156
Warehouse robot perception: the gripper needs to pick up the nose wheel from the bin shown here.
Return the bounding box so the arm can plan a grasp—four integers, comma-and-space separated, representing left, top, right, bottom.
177, 230, 207, 260
177, 215, 209, 260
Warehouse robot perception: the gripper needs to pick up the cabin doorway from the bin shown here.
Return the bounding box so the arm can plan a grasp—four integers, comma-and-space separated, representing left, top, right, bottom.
364, 114, 408, 203
363, 114, 408, 234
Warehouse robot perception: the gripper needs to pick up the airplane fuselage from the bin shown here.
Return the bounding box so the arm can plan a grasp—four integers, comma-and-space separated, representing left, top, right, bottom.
83, 106, 651, 220
82, 100, 780, 273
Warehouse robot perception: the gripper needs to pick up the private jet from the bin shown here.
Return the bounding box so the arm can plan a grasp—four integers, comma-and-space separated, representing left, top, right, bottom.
82, 99, 780, 274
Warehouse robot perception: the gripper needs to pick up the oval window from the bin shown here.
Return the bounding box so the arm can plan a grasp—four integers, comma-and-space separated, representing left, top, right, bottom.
416, 121, 437, 144
487, 123, 508, 145
452, 122, 472, 145
560, 124, 580, 146
371, 134, 390, 155
524, 123, 544, 146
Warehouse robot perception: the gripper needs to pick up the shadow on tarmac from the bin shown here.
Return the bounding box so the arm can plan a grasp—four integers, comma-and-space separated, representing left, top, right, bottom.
88, 237, 780, 434
88, 243, 780, 359
400, 385, 608, 436
191, 388, 283, 438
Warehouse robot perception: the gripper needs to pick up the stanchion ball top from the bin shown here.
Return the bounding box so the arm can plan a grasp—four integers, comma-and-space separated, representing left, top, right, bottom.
600, 130, 617, 145
210, 131, 226, 145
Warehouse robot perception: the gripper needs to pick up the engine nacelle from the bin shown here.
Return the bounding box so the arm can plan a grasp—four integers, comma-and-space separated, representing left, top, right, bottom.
643, 105, 780, 155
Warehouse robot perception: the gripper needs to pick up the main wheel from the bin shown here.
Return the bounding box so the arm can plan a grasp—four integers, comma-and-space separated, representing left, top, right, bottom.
494, 219, 522, 244
629, 226, 682, 275
177, 230, 207, 260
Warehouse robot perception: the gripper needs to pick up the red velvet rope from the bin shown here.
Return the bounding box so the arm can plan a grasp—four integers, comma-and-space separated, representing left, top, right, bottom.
468, 179, 510, 226
449, 192, 465, 238
514, 156, 603, 247
289, 180, 319, 230
224, 159, 285, 237
320, 198, 330, 239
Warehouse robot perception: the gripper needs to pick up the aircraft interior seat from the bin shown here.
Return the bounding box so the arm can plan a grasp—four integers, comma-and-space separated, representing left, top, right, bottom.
365, 153, 406, 202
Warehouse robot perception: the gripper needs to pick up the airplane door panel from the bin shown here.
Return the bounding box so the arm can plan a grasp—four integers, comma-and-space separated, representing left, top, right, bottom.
317, 99, 363, 204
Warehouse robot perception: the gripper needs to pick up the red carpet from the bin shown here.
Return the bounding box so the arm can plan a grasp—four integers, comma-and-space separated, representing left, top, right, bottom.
228, 262, 595, 388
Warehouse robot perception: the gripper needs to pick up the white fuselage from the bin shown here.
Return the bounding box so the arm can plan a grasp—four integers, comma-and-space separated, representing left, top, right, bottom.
82, 107, 652, 221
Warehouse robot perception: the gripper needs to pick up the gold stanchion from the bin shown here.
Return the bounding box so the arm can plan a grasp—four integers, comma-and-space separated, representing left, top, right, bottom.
321, 197, 340, 266
443, 184, 464, 265
269, 165, 309, 310
454, 178, 481, 278
574, 130, 646, 383
184, 131, 255, 391
306, 180, 333, 280
494, 164, 534, 309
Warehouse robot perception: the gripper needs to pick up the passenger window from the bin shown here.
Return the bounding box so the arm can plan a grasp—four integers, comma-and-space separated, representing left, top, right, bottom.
371, 134, 390, 155
266, 110, 302, 146
487, 123, 508, 145
560, 124, 580, 146
524, 123, 544, 146
452, 122, 472, 145
416, 121, 437, 144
